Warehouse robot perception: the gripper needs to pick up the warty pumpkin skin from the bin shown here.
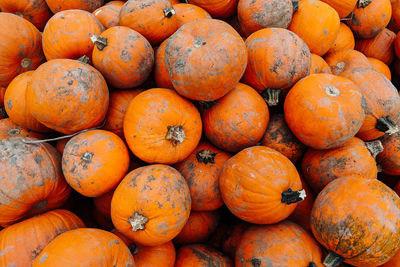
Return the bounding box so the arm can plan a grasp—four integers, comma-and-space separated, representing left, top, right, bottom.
173, 3, 212, 28
175, 244, 233, 267
111, 164, 191, 246
0, 209, 84, 267
302, 137, 381, 194
202, 83, 269, 152
0, 118, 44, 140
324, 49, 373, 75
154, 40, 173, 89
342, 68, 400, 141
242, 27, 311, 105
164, 19, 247, 101
0, 13, 44, 88
42, 9, 105, 61
219, 146, 305, 224
32, 228, 134, 267
236, 220, 324, 267
123, 88, 202, 164
0, 0, 52, 31
284, 73, 365, 150
310, 54, 333, 74
26, 59, 109, 134
377, 132, 400, 175
187, 0, 237, 18
311, 177, 400, 267
93, 1, 125, 29
174, 141, 231, 211
327, 23, 355, 54
320, 0, 357, 18
0, 137, 71, 227
368, 57, 392, 80
44, 0, 104, 13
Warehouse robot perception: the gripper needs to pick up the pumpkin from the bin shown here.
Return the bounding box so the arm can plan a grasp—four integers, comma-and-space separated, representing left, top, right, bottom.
220, 146, 305, 224
26, 59, 109, 134
175, 244, 233, 267
288, 0, 340, 56
356, 28, 396, 65
187, 0, 237, 18
93, 1, 125, 28
123, 88, 202, 164
237, 0, 293, 37
389, 0, 400, 32
55, 137, 70, 154
236, 220, 324, 267
327, 22, 355, 54
0, 137, 71, 226
44, 0, 104, 13
42, 9, 105, 60
284, 73, 365, 150
94, 189, 114, 218
311, 177, 400, 267
111, 164, 191, 246
154, 40, 173, 89
62, 129, 130, 197
202, 83, 269, 152
0, 209, 84, 266
4, 71, 51, 133
259, 113, 307, 163
242, 27, 311, 105
174, 141, 230, 211
103, 89, 143, 138
221, 221, 249, 258
324, 49, 372, 75
164, 19, 247, 101
0, 118, 44, 140
32, 228, 134, 267
348, 0, 392, 38
302, 137, 381, 193
173, 3, 211, 28
368, 57, 392, 80
0, 13, 44, 88
342, 68, 400, 140
0, 0, 52, 30
377, 132, 400, 175
320, 0, 357, 18
119, 0, 178, 45
310, 54, 333, 74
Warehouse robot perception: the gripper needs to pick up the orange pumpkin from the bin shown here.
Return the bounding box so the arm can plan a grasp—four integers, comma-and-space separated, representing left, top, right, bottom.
320, 0, 357, 18
368, 57, 392, 80
93, 1, 125, 28
123, 88, 202, 164
310, 54, 332, 74
0, 137, 71, 226
0, 209, 84, 266
0, 13, 44, 88
26, 59, 109, 134
0, 118, 44, 140
165, 19, 247, 101
288, 0, 340, 56
154, 40, 173, 89
32, 228, 134, 267
175, 244, 233, 267
173, 3, 211, 28
111, 164, 191, 246
42, 9, 105, 60
45, 0, 104, 13
324, 49, 372, 75
187, 0, 237, 18
327, 22, 355, 53
284, 73, 365, 149
377, 132, 400, 175
202, 83, 269, 152
220, 146, 305, 224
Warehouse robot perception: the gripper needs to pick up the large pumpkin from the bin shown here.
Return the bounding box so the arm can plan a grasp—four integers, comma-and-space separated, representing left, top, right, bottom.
0, 118, 44, 141
93, 1, 125, 29
324, 49, 372, 75
377, 132, 400, 175
320, 0, 357, 18
187, 0, 237, 18
0, 137, 71, 226
327, 22, 355, 54
45, 0, 104, 13
175, 244, 233, 267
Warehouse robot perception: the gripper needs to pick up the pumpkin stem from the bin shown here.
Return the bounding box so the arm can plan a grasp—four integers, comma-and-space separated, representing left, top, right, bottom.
128, 212, 149, 232
77, 55, 90, 64
7, 128, 21, 137
20, 58, 32, 69
292, 0, 299, 12
198, 100, 217, 109
281, 188, 306, 204
163, 8, 176, 18
261, 88, 280, 106
165, 126, 185, 146
324, 86, 340, 96
307, 263, 317, 267
358, 0, 372, 8
196, 149, 217, 164
365, 140, 383, 158
90, 35, 108, 51
81, 152, 94, 164
376, 116, 399, 135
323, 251, 344, 267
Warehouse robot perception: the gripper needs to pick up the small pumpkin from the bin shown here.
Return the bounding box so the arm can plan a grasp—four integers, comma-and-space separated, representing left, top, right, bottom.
173, 3, 211, 28
324, 49, 372, 75
154, 40, 173, 89
93, 1, 125, 28
187, 0, 238, 18
368, 57, 392, 80
327, 22, 355, 53
377, 132, 400, 175
320, 0, 357, 18
310, 54, 333, 74
175, 244, 233, 267
0, 118, 44, 140
44, 0, 104, 13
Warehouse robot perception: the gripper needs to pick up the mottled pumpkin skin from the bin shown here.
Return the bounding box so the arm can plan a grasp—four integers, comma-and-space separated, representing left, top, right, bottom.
173, 3, 211, 28
242, 27, 311, 92
175, 244, 233, 267
310, 54, 332, 74
0, 13, 44, 88
368, 57, 392, 80
377, 132, 400, 175
0, 0, 52, 30
0, 137, 71, 227
111, 164, 191, 246
154, 40, 173, 89
26, 59, 109, 134
0, 209, 84, 267
328, 23, 355, 54
325, 49, 372, 75
284, 73, 365, 150
123, 88, 202, 164
45, 0, 104, 13
187, 0, 237, 18
174, 141, 230, 211
311, 177, 400, 266
165, 19, 247, 101
219, 146, 303, 224
42, 10, 105, 60
236, 221, 324, 267
0, 118, 44, 140
93, 1, 124, 28
32, 228, 134, 267
320, 0, 357, 18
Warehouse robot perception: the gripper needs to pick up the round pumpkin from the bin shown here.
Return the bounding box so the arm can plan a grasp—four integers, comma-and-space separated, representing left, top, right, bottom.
175, 244, 233, 267
0, 137, 71, 226
327, 22, 355, 54
26, 58, 109, 134
45, 0, 104, 13
311, 177, 400, 266
93, 1, 125, 28
0, 118, 44, 140
164, 19, 247, 101
310, 54, 332, 74
111, 164, 191, 246
154, 40, 173, 89
42, 9, 105, 60
123, 88, 202, 164
173, 3, 211, 28
324, 49, 372, 75
186, 0, 237, 18
320, 0, 357, 18
367, 57, 392, 80
284, 73, 365, 150
377, 132, 400, 175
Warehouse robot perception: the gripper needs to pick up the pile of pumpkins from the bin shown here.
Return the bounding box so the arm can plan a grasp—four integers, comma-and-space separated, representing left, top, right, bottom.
1, 0, 400, 266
